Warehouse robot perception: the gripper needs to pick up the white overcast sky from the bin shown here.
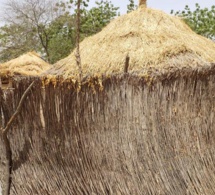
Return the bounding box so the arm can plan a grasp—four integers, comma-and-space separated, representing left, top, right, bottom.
0, 0, 214, 22
89, 0, 215, 14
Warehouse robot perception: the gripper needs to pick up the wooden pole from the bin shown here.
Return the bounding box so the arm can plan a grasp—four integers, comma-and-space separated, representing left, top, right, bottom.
124, 55, 130, 73
139, 0, 147, 7
75, 0, 83, 82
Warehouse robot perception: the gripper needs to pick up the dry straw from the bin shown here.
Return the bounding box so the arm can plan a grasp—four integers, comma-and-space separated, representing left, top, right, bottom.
0, 52, 50, 77
46, 7, 215, 80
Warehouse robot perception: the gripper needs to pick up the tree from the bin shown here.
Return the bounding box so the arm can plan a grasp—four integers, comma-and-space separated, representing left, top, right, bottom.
80, 0, 119, 36
0, 0, 66, 63
0, 23, 39, 61
0, 0, 120, 64
48, 0, 119, 63
48, 0, 119, 62
171, 4, 215, 40
45, 13, 76, 64
127, 0, 137, 13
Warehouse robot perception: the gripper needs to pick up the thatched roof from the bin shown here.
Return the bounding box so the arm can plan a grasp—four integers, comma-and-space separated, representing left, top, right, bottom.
45, 7, 215, 80
0, 52, 51, 77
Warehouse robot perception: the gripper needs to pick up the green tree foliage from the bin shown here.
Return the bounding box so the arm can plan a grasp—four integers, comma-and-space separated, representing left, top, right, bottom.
46, 13, 76, 63
0, 24, 39, 61
127, 0, 137, 13
81, 1, 119, 36
171, 4, 215, 40
0, 0, 65, 63
52, 0, 119, 63
0, 0, 119, 63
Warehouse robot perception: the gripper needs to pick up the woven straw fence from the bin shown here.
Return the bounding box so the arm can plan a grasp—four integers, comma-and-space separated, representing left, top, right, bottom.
1, 70, 215, 194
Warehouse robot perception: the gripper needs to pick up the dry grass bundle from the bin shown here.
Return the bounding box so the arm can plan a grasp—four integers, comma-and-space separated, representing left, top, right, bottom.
46, 7, 215, 79
0, 52, 50, 77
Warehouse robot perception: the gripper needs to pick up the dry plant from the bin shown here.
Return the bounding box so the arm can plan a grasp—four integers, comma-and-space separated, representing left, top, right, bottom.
0, 52, 50, 77
0, 81, 35, 195
45, 7, 215, 80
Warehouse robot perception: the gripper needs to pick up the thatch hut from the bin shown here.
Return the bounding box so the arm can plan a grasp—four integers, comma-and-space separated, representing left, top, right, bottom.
46, 7, 215, 79
1, 5, 215, 195
0, 52, 50, 89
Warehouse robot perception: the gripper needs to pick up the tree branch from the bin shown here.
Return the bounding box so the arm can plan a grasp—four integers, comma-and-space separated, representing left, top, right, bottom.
2, 81, 35, 134
1, 81, 35, 195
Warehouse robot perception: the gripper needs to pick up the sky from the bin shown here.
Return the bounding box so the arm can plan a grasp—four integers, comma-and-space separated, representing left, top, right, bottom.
0, 0, 214, 22
88, 0, 215, 14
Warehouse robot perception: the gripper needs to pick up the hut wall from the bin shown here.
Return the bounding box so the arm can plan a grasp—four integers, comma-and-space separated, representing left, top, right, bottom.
0, 87, 16, 195
1, 75, 215, 194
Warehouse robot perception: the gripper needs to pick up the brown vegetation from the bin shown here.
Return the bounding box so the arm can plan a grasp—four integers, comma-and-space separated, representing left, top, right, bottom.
45, 7, 215, 81
1, 6, 215, 195
0, 52, 50, 77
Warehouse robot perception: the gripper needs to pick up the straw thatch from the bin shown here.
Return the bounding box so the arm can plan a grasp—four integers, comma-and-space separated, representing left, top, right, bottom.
0, 52, 50, 77
46, 7, 215, 80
